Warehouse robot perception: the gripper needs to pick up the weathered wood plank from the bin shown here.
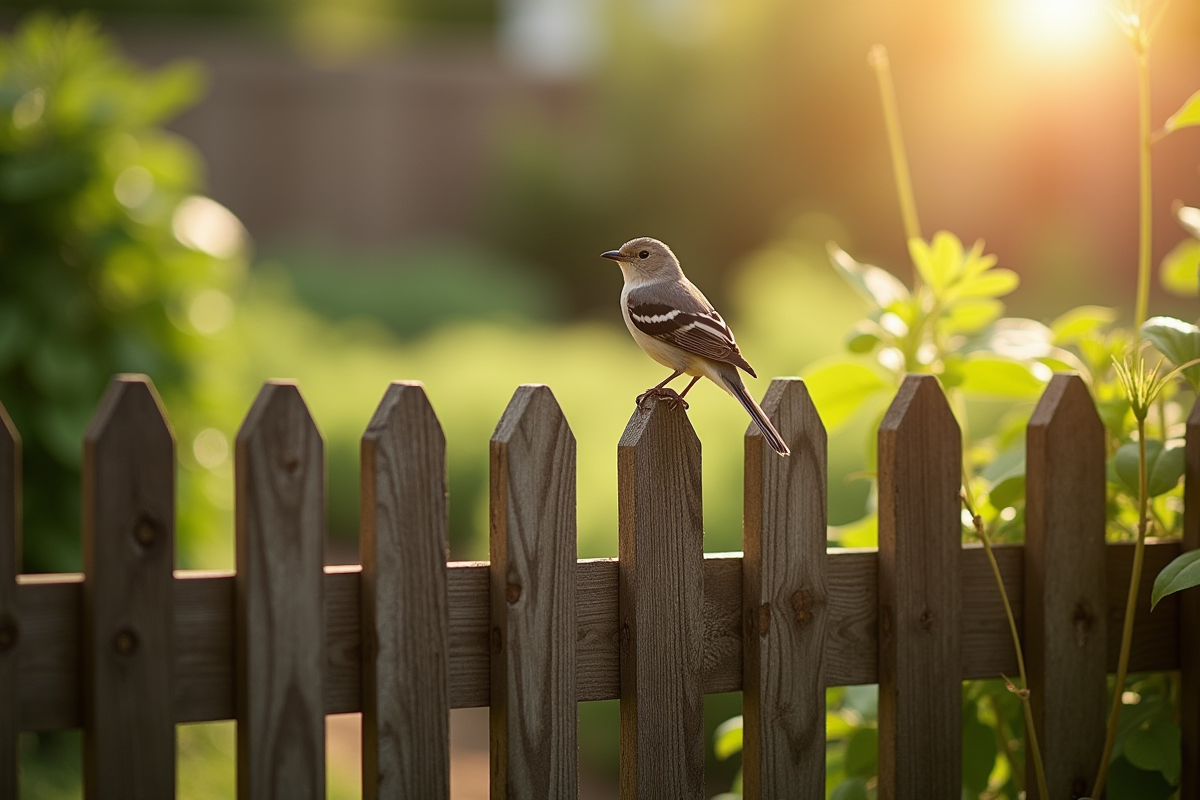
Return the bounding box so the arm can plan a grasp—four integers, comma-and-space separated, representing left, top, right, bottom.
618, 396, 705, 800
489, 385, 577, 798
235, 382, 325, 800
82, 376, 176, 799
742, 379, 827, 798
360, 382, 450, 799
11, 541, 1186, 729
876, 375, 962, 798
1024, 374, 1106, 799
1184, 397, 1200, 800
0, 402, 19, 800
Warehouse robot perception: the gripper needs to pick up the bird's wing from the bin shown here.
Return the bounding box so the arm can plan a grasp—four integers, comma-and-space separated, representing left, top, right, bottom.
626, 293, 757, 377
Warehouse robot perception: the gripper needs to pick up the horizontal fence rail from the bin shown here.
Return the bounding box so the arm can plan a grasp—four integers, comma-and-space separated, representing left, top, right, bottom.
1, 372, 1197, 800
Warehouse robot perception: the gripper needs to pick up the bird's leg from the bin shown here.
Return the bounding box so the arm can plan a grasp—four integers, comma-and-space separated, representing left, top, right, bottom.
664, 375, 702, 410
636, 369, 685, 408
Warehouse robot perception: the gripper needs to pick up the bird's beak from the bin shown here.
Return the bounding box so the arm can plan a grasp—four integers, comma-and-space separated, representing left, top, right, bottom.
601, 249, 625, 261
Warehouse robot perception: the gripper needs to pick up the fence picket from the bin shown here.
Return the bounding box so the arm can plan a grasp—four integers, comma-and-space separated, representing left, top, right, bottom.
82, 376, 176, 798
360, 381, 450, 798
742, 378, 827, 798
1024, 374, 1106, 798
0, 404, 18, 800
235, 382, 325, 800
617, 395, 704, 799
877, 375, 962, 798
1184, 397, 1200, 800
489, 385, 578, 798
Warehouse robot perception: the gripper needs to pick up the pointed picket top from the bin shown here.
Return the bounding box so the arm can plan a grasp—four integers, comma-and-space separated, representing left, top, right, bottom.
879, 373, 958, 440
750, 377, 827, 458
0, 400, 19, 800
1025, 373, 1106, 799
81, 374, 176, 798
235, 380, 325, 800
1029, 372, 1104, 435
361, 381, 450, 800
490, 384, 577, 797
618, 394, 702, 458
363, 381, 445, 453
742, 378, 828, 798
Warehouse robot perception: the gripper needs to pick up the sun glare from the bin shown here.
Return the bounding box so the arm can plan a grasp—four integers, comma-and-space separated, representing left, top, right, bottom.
1012, 0, 1107, 51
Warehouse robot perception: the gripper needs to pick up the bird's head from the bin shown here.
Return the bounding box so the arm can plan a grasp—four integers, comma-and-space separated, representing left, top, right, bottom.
601, 237, 683, 283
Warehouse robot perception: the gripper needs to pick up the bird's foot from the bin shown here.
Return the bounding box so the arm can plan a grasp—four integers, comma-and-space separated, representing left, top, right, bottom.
636, 386, 689, 411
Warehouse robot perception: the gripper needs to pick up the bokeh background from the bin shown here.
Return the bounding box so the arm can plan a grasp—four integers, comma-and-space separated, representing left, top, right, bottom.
2, 0, 1199, 796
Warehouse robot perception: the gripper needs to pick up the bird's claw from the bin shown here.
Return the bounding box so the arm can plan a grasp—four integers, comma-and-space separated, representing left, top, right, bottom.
636, 387, 689, 411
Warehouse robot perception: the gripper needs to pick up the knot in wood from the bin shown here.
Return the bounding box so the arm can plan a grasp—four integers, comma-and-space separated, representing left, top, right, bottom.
283, 457, 301, 475
113, 627, 139, 656
918, 608, 934, 631
0, 614, 18, 652
132, 516, 160, 548
757, 603, 771, 637
505, 582, 522, 604
1072, 600, 1096, 646
791, 589, 815, 627
620, 622, 632, 652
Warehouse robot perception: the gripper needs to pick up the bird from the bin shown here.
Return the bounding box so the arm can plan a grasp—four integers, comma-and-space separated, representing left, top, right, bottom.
601, 236, 791, 457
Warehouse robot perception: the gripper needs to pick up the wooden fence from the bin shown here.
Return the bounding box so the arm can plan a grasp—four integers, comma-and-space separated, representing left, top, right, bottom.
0, 372, 1197, 799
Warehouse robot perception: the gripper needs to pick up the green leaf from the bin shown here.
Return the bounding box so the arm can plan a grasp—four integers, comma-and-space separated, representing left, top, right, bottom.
909, 231, 964, 293
1142, 316, 1200, 391
1108, 755, 1176, 800
713, 715, 743, 760
949, 268, 1019, 300
937, 298, 1003, 336
962, 716, 998, 795
1051, 305, 1118, 345
1164, 88, 1200, 134
1123, 716, 1182, 783
830, 778, 869, 800
1113, 440, 1185, 498
1151, 549, 1200, 610
1160, 239, 1200, 297
801, 359, 892, 433
828, 244, 910, 311
845, 321, 882, 354
843, 727, 878, 778
956, 356, 1050, 400
830, 513, 877, 549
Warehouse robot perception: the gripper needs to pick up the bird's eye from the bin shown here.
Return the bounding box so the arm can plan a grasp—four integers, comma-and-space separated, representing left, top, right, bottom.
638, 250, 649, 259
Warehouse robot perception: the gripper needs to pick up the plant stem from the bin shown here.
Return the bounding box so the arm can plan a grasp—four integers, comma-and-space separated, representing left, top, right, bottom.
963, 495, 1049, 800
1092, 420, 1150, 797
1133, 43, 1152, 339
869, 45, 922, 254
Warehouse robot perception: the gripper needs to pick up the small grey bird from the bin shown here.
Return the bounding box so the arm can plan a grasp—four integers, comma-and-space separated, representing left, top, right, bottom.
601, 237, 790, 457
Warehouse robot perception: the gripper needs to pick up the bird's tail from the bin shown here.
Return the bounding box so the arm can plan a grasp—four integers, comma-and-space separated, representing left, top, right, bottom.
718, 370, 790, 457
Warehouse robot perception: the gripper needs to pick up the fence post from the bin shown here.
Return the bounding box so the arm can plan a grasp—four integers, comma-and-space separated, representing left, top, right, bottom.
361, 382, 450, 798
82, 375, 176, 798
742, 378, 827, 798
489, 385, 578, 797
618, 395, 704, 799
1183, 397, 1200, 800
876, 374, 961, 798
236, 382, 326, 800
1025, 374, 1106, 798
0, 404, 18, 800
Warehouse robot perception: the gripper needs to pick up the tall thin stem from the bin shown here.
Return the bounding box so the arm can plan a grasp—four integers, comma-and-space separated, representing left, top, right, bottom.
869, 45, 922, 257
1133, 43, 1153, 338
1092, 420, 1150, 797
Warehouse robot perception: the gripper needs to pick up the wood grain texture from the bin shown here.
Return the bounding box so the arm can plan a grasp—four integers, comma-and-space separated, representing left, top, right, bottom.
0, 403, 18, 800
13, 542, 1185, 731
742, 379, 827, 798
81, 376, 175, 799
876, 375, 962, 799
1184, 397, 1200, 800
360, 382, 450, 799
1025, 375, 1107, 799
617, 396, 705, 800
489, 385, 578, 798
235, 382, 325, 800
